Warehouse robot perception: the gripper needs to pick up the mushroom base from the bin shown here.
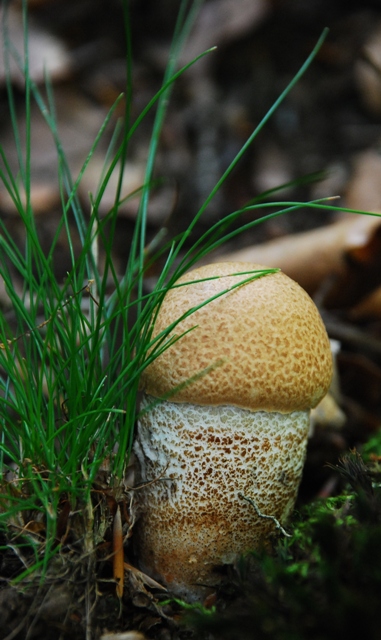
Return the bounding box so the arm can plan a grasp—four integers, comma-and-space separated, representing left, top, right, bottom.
134, 395, 310, 601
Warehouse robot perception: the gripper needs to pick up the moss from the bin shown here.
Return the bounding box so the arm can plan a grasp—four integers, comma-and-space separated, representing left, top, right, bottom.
188, 450, 381, 640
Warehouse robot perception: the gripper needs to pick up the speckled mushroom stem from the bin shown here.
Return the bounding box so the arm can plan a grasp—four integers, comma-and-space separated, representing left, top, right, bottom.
134, 397, 310, 601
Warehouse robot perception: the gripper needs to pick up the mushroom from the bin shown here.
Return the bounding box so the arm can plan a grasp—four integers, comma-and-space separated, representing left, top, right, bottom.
134, 262, 333, 601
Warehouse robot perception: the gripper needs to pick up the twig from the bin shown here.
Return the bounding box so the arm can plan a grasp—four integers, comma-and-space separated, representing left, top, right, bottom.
113, 505, 124, 599
238, 493, 291, 537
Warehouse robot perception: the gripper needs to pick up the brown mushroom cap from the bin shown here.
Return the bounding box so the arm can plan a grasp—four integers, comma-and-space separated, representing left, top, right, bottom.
141, 262, 333, 413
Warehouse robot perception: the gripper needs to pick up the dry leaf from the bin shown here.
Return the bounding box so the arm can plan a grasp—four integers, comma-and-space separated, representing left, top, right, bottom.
252, 142, 293, 195
213, 214, 381, 309
78, 155, 145, 218
181, 0, 270, 66
344, 149, 381, 213
311, 393, 346, 432
0, 89, 109, 215
123, 561, 167, 592
311, 339, 346, 433
355, 20, 381, 115
350, 286, 381, 319
209, 221, 343, 293
211, 148, 381, 310
0, 5, 71, 87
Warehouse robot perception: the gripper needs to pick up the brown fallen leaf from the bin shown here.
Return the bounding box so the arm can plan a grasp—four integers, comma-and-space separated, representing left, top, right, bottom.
310, 339, 346, 433
0, 89, 109, 216
211, 213, 381, 309
355, 20, 381, 116
123, 561, 167, 592
0, 5, 71, 87
78, 155, 146, 219
344, 149, 381, 213
350, 286, 381, 320
180, 0, 270, 66
311, 393, 346, 433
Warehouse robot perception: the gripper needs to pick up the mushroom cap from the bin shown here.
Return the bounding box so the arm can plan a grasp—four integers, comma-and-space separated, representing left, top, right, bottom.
141, 262, 333, 413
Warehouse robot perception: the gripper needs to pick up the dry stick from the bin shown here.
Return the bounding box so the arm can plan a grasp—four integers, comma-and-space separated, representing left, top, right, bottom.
113, 505, 124, 599
238, 493, 291, 538
131, 462, 169, 491
324, 315, 381, 355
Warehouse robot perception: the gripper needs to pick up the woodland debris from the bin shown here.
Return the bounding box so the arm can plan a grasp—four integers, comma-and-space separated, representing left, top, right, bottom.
0, 4, 71, 86
344, 149, 381, 213
0, 89, 109, 215
355, 19, 381, 116
180, 0, 271, 66
100, 632, 146, 640
211, 214, 381, 308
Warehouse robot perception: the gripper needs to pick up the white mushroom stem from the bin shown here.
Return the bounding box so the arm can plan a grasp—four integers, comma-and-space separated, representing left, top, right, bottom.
135, 395, 310, 601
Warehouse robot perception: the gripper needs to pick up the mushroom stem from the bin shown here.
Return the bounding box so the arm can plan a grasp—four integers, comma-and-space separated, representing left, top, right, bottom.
135, 395, 310, 600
